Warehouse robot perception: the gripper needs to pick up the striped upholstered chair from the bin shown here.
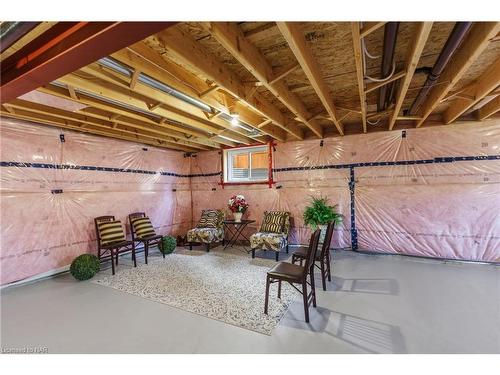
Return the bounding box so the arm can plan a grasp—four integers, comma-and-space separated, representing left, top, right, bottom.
186, 209, 225, 252
128, 212, 164, 264
94, 216, 135, 275
250, 211, 291, 261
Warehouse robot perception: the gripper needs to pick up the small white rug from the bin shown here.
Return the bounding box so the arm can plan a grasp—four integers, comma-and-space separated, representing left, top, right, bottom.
92, 248, 296, 335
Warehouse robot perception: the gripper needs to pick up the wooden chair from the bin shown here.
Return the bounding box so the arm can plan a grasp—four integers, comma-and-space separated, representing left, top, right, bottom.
94, 216, 135, 275
291, 221, 335, 291
128, 212, 163, 264
264, 229, 321, 323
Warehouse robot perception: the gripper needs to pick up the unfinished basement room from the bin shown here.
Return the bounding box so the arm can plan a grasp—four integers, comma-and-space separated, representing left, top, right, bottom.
0, 1, 499, 368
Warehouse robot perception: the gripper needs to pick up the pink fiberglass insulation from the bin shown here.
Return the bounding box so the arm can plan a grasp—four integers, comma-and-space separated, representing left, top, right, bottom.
1, 116, 499, 285
0, 118, 192, 285
190, 118, 500, 263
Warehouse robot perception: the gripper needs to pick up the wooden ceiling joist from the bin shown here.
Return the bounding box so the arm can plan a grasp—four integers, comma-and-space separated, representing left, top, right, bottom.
360, 22, 387, 38
0, 109, 198, 152
277, 22, 344, 135
476, 95, 500, 120
443, 55, 500, 124
153, 26, 303, 140
388, 22, 433, 130
416, 22, 500, 127
80, 62, 255, 144
6, 98, 213, 150
351, 22, 367, 133
205, 22, 323, 138
113, 43, 286, 142
57, 71, 253, 145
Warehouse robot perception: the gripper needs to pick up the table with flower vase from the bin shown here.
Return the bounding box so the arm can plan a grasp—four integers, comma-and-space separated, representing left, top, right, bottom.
222, 219, 256, 252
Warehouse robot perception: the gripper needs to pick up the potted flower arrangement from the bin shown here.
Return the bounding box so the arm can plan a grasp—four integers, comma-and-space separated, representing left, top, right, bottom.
303, 196, 343, 243
228, 194, 249, 222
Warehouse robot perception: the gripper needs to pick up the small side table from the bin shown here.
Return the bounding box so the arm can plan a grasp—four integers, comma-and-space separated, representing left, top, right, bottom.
223, 219, 255, 252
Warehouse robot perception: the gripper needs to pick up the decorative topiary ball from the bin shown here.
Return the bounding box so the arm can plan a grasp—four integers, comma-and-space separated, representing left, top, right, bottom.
70, 254, 100, 281
159, 235, 176, 254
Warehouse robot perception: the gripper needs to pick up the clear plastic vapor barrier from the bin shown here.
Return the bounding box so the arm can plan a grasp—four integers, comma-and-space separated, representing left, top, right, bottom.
1, 118, 192, 285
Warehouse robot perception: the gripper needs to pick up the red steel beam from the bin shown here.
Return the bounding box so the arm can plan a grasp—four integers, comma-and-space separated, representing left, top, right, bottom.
1, 22, 176, 104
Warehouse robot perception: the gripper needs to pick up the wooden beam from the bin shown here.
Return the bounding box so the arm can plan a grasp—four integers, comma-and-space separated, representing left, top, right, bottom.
67, 85, 78, 100
351, 22, 367, 133
388, 22, 433, 130
244, 22, 277, 42
70, 64, 255, 145
113, 42, 287, 142
365, 69, 408, 94
277, 22, 344, 135
199, 85, 219, 98
7, 98, 212, 150
39, 83, 225, 144
129, 69, 140, 89
0, 110, 198, 152
257, 119, 273, 128
206, 22, 323, 138
476, 94, 500, 120
153, 26, 304, 140
443, 55, 500, 124
268, 62, 300, 85
360, 22, 387, 38
416, 22, 500, 128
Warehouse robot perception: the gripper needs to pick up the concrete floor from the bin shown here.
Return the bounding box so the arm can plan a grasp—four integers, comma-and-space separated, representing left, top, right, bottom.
1, 248, 499, 354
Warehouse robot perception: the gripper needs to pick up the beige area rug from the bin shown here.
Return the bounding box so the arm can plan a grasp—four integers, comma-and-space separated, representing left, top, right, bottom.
92, 248, 297, 335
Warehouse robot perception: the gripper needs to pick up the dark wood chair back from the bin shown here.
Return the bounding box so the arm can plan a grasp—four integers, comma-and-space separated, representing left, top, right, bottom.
128, 212, 146, 241
94, 215, 116, 246
303, 229, 321, 276
320, 221, 335, 258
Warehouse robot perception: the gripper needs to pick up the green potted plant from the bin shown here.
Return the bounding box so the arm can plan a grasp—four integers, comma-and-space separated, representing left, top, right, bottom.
303, 196, 343, 243
159, 235, 176, 255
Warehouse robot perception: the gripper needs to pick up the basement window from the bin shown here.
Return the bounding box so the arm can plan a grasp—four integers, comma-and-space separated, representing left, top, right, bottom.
223, 145, 270, 184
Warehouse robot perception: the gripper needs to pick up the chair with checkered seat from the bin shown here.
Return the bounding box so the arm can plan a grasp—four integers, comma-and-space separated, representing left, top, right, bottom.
186, 209, 225, 252
128, 212, 164, 264
250, 211, 291, 261
94, 216, 135, 275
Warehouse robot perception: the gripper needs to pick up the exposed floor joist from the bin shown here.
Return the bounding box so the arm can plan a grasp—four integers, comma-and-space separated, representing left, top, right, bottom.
351, 22, 367, 133
204, 22, 324, 138
277, 22, 344, 135
153, 26, 304, 140
388, 22, 433, 130
443, 55, 500, 124
476, 95, 500, 120
416, 22, 500, 127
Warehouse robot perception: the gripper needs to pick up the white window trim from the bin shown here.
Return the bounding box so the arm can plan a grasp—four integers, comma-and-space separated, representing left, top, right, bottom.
223, 145, 269, 183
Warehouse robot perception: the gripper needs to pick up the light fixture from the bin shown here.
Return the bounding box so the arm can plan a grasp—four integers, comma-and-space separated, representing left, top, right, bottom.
230, 113, 239, 126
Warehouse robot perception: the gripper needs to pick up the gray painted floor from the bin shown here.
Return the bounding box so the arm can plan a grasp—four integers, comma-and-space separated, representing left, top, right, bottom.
1, 248, 499, 354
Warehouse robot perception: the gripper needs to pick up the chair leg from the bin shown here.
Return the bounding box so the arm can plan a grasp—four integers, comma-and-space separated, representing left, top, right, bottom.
206, 243, 210, 252
291, 254, 296, 264
189, 243, 192, 251
116, 250, 119, 265
251, 249, 255, 259
302, 281, 309, 323
132, 244, 137, 268
286, 244, 289, 254
110, 250, 116, 275
327, 252, 332, 281
320, 259, 327, 291
275, 251, 279, 262
264, 276, 270, 315
145, 243, 148, 264
310, 267, 317, 308
278, 280, 282, 299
